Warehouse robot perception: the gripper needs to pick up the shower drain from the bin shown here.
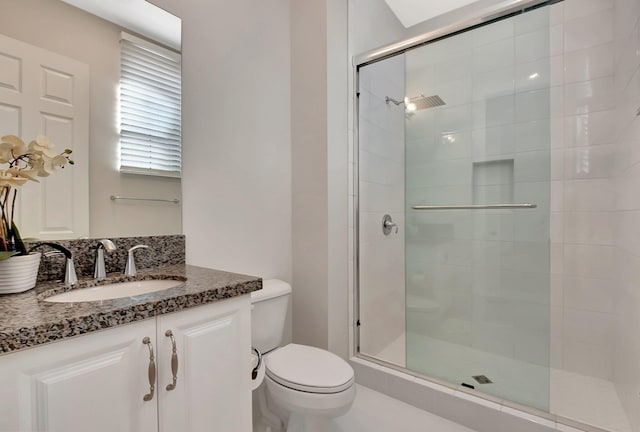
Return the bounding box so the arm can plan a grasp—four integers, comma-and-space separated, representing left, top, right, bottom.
472, 375, 493, 385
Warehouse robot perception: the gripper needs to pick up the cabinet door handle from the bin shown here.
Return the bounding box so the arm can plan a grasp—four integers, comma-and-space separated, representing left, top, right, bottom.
165, 330, 179, 391
142, 337, 156, 401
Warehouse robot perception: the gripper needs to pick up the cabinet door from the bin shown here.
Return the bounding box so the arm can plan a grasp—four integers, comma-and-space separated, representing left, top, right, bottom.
157, 296, 252, 432
0, 319, 158, 432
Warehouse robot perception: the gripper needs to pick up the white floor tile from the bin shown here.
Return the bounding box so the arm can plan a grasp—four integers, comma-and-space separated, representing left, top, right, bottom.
334, 385, 477, 432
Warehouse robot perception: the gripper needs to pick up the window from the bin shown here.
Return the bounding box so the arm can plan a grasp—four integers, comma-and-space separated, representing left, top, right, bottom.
119, 32, 182, 177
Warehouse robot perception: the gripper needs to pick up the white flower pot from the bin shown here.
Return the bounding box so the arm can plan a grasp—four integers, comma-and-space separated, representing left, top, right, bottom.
0, 252, 42, 294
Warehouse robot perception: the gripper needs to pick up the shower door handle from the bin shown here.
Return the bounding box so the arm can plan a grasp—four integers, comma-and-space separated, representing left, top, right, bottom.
412, 203, 537, 210
382, 214, 398, 235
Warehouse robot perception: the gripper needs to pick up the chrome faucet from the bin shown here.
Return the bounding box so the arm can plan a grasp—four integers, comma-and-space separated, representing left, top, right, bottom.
38, 243, 78, 286
124, 245, 150, 277
94, 239, 116, 280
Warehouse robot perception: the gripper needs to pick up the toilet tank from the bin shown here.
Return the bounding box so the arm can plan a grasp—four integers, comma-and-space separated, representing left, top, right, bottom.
251, 279, 291, 354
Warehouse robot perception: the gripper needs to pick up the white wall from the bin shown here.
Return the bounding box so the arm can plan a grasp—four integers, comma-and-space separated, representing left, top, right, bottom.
290, 0, 350, 354
612, 0, 640, 428
349, 0, 406, 55
291, 0, 329, 349
327, 0, 350, 359
384, 0, 484, 28
0, 0, 182, 238
152, 0, 292, 283
153, 0, 350, 355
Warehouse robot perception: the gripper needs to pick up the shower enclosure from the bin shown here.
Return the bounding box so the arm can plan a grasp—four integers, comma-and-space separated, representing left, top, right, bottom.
355, 1, 640, 431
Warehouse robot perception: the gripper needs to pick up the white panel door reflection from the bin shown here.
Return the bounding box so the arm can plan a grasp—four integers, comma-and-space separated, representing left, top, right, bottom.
0, 34, 89, 239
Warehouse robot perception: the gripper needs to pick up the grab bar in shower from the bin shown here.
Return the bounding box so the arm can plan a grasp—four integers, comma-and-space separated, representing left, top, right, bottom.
412, 204, 537, 210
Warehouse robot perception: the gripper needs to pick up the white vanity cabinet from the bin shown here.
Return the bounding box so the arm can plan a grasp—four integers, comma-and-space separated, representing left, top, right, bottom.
0, 318, 158, 432
156, 296, 252, 432
0, 295, 252, 432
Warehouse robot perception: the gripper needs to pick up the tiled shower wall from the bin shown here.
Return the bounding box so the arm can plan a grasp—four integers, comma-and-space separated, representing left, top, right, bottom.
540, 0, 640, 428
549, 0, 618, 380
549, 4, 640, 411
404, 7, 553, 370
612, 0, 640, 428
357, 56, 406, 358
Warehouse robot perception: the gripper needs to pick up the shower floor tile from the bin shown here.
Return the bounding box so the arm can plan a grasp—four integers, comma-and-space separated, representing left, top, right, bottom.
404, 332, 550, 410
375, 332, 406, 367
375, 332, 631, 432
551, 369, 631, 432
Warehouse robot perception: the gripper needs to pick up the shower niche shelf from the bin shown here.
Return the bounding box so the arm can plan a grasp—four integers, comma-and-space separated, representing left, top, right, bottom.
472, 159, 514, 205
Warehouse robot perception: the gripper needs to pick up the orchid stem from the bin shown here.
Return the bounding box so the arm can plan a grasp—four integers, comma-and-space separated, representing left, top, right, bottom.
10, 188, 16, 233
0, 188, 8, 251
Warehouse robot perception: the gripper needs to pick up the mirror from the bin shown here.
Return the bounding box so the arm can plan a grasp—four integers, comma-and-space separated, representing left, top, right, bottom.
0, 0, 182, 239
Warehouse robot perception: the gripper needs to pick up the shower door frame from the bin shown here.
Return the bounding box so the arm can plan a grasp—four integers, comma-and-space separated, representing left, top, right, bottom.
352, 0, 562, 421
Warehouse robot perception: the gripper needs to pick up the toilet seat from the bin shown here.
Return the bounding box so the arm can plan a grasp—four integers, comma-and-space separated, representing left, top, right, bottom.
265, 343, 354, 394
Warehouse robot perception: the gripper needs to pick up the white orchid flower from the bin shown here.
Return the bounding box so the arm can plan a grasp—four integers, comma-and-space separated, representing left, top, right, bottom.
29, 157, 50, 177
51, 154, 68, 167
0, 135, 27, 163
0, 133, 74, 258
6, 168, 39, 183
0, 170, 29, 187
29, 153, 66, 177
28, 135, 59, 158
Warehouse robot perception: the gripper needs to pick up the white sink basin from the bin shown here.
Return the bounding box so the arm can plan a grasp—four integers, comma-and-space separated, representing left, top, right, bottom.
44, 279, 184, 303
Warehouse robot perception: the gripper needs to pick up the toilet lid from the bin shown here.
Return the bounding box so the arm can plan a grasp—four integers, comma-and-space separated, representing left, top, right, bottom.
265, 344, 354, 394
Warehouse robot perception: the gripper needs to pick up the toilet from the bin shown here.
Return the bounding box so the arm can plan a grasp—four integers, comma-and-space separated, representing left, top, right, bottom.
251, 279, 355, 431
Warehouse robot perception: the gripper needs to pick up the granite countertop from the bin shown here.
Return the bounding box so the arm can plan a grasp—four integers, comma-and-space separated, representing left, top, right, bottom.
0, 264, 262, 355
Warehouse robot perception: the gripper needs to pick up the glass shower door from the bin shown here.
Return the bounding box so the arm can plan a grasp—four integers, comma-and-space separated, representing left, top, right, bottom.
403, 10, 551, 411
357, 5, 553, 413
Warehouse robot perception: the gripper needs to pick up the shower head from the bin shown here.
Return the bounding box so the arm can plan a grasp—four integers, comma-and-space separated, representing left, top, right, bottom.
385, 94, 446, 112
406, 94, 446, 111
385, 96, 403, 106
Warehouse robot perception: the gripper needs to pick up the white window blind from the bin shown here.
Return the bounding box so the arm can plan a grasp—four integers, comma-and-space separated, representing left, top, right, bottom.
119, 32, 182, 177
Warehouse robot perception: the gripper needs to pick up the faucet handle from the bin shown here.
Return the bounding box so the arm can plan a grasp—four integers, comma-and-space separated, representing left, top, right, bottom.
98, 239, 117, 252
128, 245, 150, 253
124, 245, 150, 277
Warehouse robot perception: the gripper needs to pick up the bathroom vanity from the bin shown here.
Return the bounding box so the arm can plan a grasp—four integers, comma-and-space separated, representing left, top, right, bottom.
0, 263, 261, 432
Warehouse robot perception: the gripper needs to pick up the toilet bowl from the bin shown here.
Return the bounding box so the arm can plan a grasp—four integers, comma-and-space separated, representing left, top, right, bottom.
251, 280, 355, 431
